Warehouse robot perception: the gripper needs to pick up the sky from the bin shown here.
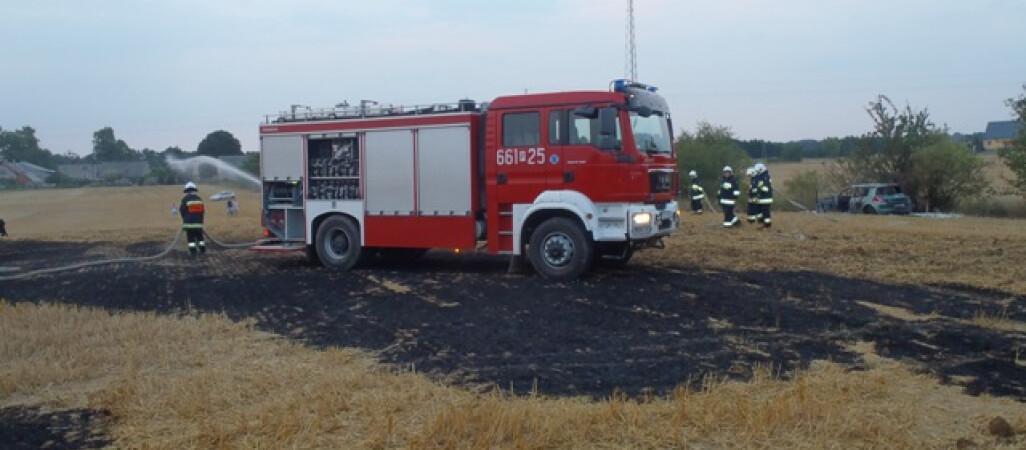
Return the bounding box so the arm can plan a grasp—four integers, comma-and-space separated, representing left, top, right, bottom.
1, 0, 1024, 156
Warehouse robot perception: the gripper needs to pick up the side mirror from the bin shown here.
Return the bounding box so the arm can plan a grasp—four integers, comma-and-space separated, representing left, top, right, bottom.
598, 107, 617, 136
597, 108, 620, 150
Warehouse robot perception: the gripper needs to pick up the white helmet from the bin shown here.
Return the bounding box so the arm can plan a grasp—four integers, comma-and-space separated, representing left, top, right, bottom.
722, 165, 733, 173
754, 163, 767, 174
183, 181, 198, 193
745, 167, 756, 177
688, 170, 697, 177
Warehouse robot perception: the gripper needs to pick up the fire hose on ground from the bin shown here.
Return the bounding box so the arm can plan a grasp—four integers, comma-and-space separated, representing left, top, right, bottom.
693, 193, 840, 224
0, 229, 255, 281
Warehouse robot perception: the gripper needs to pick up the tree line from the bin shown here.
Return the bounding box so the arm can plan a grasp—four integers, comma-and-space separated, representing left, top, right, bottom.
0, 126, 258, 186
678, 85, 1026, 214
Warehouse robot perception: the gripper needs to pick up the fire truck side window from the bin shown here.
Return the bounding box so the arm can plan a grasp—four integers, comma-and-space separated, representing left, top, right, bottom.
548, 110, 568, 145
569, 108, 622, 151
570, 115, 591, 145
502, 112, 540, 147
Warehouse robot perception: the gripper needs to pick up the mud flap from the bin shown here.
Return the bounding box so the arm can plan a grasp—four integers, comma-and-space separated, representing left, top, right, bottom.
507, 254, 528, 274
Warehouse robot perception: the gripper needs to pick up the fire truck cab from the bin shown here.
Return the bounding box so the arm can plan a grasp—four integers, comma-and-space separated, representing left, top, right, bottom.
256, 80, 679, 280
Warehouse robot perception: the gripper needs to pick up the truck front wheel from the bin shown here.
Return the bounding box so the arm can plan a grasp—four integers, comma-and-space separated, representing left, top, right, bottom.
527, 217, 593, 281
315, 216, 362, 270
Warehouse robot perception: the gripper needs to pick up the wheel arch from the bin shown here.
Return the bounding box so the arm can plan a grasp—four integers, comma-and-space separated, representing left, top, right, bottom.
514, 190, 597, 254
520, 208, 589, 253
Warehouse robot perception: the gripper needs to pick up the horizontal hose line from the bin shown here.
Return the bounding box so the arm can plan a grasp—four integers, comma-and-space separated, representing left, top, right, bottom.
0, 229, 255, 281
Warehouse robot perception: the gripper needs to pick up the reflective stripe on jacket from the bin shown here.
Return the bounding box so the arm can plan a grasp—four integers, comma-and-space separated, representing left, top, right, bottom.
755, 173, 774, 204
690, 182, 705, 200
180, 193, 205, 228
718, 176, 740, 205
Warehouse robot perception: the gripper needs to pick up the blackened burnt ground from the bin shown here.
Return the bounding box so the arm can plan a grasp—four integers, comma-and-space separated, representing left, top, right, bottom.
2, 240, 1025, 401
0, 406, 110, 449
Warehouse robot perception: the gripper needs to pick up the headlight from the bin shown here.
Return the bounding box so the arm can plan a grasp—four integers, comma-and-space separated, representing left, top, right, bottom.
632, 212, 652, 226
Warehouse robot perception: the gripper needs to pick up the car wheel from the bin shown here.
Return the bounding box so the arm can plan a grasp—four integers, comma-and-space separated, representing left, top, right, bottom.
863, 205, 877, 214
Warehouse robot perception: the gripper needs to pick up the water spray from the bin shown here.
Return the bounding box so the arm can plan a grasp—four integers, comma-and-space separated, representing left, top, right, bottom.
166, 155, 261, 189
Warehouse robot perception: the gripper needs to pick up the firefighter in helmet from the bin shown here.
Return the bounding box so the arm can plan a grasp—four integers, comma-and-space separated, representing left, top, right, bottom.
180, 182, 206, 255
745, 166, 760, 224
688, 170, 705, 214
717, 166, 741, 227
753, 163, 773, 228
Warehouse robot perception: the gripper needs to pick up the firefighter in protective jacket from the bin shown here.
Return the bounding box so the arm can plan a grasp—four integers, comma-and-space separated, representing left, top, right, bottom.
753, 163, 773, 228
688, 170, 705, 214
745, 167, 759, 224
180, 182, 206, 255
717, 166, 740, 227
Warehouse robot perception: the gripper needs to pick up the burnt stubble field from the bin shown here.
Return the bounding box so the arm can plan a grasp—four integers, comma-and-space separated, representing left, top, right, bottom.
3, 238, 1023, 400
3, 187, 1026, 447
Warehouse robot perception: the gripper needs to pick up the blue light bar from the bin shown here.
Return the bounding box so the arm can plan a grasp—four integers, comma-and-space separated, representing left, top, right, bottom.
612, 79, 658, 93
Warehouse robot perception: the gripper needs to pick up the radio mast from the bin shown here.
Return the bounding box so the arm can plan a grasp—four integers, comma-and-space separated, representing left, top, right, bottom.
624, 0, 637, 81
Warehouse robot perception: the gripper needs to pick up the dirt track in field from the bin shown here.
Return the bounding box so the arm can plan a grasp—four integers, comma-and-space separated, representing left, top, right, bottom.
3, 239, 1025, 402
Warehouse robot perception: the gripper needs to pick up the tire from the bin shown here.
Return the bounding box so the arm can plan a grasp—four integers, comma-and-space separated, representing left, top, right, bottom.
527, 217, 593, 281
862, 205, 877, 214
314, 216, 362, 270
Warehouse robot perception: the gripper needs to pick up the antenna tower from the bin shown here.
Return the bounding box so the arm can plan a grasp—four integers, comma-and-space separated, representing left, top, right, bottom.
624, 0, 637, 81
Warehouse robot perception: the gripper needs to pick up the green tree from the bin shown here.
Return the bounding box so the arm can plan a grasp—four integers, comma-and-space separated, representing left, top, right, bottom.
197, 130, 242, 157
819, 137, 842, 158
52, 150, 82, 166
833, 96, 944, 205
910, 139, 989, 211
782, 170, 821, 211
676, 122, 752, 201
831, 96, 989, 211
998, 84, 1026, 194
778, 142, 804, 162
849, 96, 939, 182
91, 127, 138, 162
0, 126, 55, 168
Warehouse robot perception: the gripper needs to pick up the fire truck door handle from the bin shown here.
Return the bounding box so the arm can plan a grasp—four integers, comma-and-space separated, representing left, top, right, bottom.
563, 171, 574, 183
497, 173, 507, 185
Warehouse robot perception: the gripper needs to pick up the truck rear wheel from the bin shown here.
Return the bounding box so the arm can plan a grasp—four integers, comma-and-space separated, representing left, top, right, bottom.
527, 217, 593, 281
315, 216, 362, 270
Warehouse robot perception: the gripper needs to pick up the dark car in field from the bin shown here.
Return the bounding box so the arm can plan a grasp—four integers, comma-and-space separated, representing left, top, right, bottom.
816, 183, 911, 214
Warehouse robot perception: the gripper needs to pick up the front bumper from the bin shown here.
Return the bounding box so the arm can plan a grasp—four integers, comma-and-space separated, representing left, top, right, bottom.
627, 201, 679, 239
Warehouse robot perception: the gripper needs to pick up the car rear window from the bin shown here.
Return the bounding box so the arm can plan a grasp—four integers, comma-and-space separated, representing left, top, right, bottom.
877, 186, 901, 195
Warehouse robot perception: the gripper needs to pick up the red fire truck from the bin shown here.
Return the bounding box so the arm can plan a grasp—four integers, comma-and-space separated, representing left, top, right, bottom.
256, 80, 679, 280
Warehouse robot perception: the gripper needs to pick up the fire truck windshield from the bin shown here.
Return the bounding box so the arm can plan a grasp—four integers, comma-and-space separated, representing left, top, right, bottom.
629, 112, 672, 154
